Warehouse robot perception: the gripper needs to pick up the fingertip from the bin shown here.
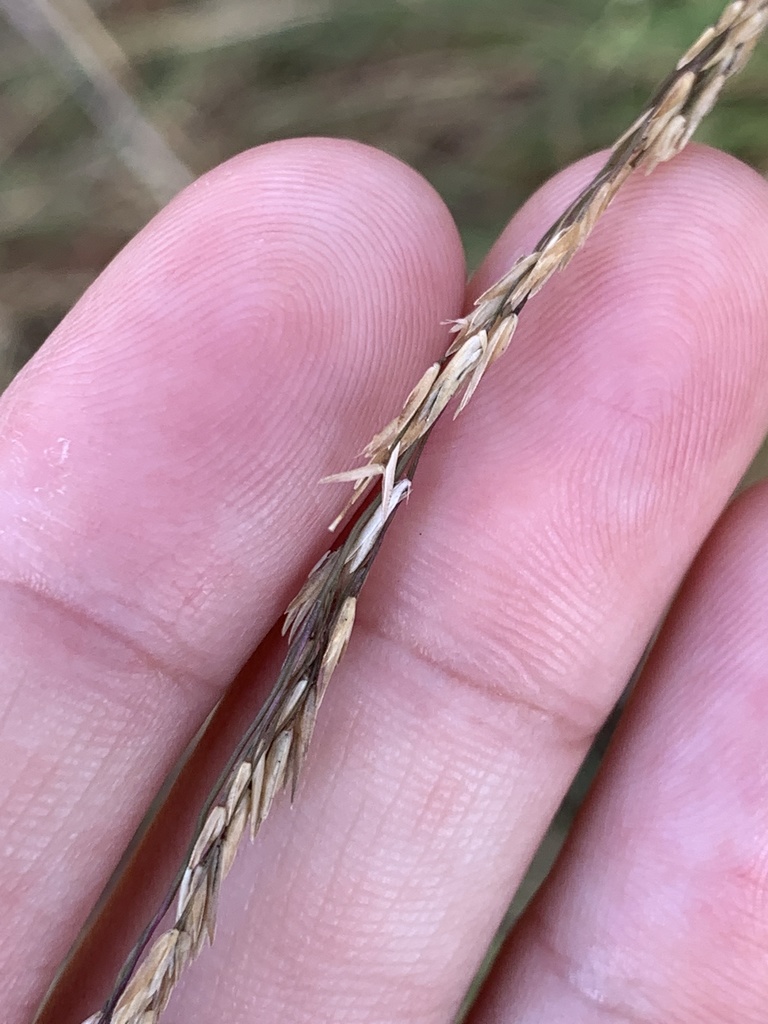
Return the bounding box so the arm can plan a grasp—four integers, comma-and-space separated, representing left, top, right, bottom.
0, 135, 465, 679
455, 143, 768, 573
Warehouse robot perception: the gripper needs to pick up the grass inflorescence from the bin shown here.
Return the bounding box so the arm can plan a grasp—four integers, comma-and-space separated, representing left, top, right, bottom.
74, 3, 768, 1023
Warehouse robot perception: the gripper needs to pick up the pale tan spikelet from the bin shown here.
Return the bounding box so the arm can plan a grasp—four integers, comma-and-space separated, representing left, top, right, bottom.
275, 675, 309, 728
188, 806, 226, 872
456, 330, 491, 414
111, 991, 142, 1024
284, 684, 321, 799
282, 551, 337, 639
466, 293, 504, 333
472, 252, 541, 307
182, 875, 209, 956
653, 69, 696, 126
319, 597, 357, 684
259, 729, 294, 823
325, 363, 441, 531
520, 249, 560, 299
718, 0, 746, 33
580, 180, 614, 235
169, 929, 193, 984
111, 931, 178, 1024
681, 73, 726, 143
220, 798, 249, 880
218, 761, 256, 873
728, 4, 767, 41
641, 74, 696, 171
293, 683, 318, 769
176, 862, 204, 920
140, 930, 179, 999
362, 362, 441, 463
488, 315, 518, 364
380, 442, 400, 514
320, 464, 384, 490
729, 17, 767, 70
503, 259, 540, 309
248, 749, 267, 839
545, 219, 590, 273
398, 332, 484, 448
202, 850, 223, 947
678, 25, 719, 68
452, 317, 519, 417
346, 480, 411, 571
470, 249, 542, 316
744, 7, 768, 42
646, 114, 689, 170
224, 761, 252, 821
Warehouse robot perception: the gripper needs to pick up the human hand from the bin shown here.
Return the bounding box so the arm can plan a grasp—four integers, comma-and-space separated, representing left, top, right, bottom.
3, 138, 768, 1024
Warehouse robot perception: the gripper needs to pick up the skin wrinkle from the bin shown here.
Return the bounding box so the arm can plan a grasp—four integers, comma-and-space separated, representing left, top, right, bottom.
368, 489, 642, 740
360, 599, 602, 754
0, 576, 210, 710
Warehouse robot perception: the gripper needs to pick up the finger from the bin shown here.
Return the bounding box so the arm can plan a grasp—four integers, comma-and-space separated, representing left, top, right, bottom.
0, 137, 464, 1023
470, 479, 768, 1024
150, 145, 768, 1024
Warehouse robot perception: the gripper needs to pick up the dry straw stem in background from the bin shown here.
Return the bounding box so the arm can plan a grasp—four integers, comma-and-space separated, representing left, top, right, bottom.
77, 3, 768, 1023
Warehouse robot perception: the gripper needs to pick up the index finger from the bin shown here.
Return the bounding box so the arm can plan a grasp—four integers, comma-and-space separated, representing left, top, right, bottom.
0, 137, 464, 1024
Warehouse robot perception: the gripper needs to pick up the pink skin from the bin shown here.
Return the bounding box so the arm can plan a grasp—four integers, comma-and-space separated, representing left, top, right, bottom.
472, 484, 768, 1024
1, 138, 768, 1024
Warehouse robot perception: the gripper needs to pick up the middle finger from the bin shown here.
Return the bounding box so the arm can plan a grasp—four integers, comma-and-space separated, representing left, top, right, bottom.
167, 146, 768, 1023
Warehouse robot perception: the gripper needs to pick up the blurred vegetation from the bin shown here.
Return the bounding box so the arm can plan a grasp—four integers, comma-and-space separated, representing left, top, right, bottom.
2, 0, 767, 391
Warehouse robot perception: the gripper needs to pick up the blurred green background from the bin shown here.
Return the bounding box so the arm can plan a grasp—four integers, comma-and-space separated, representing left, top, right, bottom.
2, 2, 768, 1013
2, 0, 767, 393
